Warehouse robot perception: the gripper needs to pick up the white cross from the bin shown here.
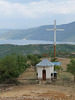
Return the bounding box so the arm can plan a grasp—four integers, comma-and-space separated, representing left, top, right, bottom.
46, 20, 64, 58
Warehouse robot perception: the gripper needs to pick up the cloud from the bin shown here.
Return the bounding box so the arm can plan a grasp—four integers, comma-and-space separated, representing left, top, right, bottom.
0, 0, 75, 29
0, 1, 34, 18
0, 0, 75, 19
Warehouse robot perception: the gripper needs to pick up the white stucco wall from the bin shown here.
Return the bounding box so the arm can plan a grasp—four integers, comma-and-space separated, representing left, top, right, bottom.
37, 65, 54, 80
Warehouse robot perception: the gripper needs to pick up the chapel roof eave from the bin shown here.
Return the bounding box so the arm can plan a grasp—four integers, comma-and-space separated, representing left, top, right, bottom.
36, 59, 54, 67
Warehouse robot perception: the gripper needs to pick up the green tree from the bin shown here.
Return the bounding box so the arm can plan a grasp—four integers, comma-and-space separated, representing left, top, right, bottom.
51, 58, 58, 62
30, 55, 41, 66
0, 54, 29, 83
54, 65, 62, 72
0, 55, 19, 83
27, 54, 32, 60
17, 55, 29, 73
66, 59, 75, 82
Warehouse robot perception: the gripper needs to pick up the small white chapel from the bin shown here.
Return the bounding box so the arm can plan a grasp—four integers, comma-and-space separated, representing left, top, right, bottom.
36, 59, 54, 81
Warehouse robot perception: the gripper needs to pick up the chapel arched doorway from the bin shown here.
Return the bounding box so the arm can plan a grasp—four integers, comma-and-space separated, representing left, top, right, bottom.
42, 69, 46, 80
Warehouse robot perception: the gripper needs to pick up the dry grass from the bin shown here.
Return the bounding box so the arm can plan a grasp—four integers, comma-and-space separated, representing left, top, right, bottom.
57, 58, 70, 71
17, 67, 37, 84
18, 67, 36, 79
0, 84, 75, 100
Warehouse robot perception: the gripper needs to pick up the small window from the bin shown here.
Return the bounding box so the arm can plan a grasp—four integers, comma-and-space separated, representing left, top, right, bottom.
51, 73, 53, 76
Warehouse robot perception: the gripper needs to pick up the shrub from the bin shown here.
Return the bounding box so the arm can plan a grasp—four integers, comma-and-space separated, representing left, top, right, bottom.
60, 73, 71, 82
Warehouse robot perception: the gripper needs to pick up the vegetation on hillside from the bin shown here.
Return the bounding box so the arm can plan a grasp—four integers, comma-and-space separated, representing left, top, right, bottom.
67, 59, 75, 82
0, 44, 75, 58
0, 54, 41, 84
0, 54, 29, 83
27, 54, 41, 66
0, 44, 75, 84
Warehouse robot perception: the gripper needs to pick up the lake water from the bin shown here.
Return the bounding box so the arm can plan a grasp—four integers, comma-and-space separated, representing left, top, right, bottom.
0, 39, 75, 45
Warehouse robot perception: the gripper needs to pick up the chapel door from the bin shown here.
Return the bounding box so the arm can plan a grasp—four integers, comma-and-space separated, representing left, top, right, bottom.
42, 69, 46, 80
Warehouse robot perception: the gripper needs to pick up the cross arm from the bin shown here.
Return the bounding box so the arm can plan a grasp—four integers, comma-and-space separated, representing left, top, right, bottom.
46, 29, 54, 31
46, 29, 64, 31
56, 29, 64, 31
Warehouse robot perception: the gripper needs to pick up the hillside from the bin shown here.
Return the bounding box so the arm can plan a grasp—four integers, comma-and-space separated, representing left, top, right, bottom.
0, 44, 75, 58
0, 21, 75, 42
0, 60, 75, 100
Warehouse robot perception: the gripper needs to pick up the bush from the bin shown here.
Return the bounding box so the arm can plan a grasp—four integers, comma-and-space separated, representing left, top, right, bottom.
51, 58, 58, 62
0, 54, 29, 83
59, 73, 71, 82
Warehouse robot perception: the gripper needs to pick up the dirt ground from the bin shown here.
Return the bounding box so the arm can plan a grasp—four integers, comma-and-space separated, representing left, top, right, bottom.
0, 84, 75, 100
0, 58, 75, 100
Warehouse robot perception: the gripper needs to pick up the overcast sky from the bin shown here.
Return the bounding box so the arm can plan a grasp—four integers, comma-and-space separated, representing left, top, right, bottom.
0, 0, 75, 29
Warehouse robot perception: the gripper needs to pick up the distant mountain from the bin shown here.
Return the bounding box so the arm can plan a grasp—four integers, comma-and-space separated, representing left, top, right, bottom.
0, 21, 75, 42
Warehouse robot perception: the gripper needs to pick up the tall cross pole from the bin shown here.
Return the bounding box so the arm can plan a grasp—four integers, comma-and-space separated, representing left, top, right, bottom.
46, 20, 64, 59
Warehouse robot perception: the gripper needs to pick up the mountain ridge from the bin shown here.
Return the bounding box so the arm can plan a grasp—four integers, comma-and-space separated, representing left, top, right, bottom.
0, 21, 75, 42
